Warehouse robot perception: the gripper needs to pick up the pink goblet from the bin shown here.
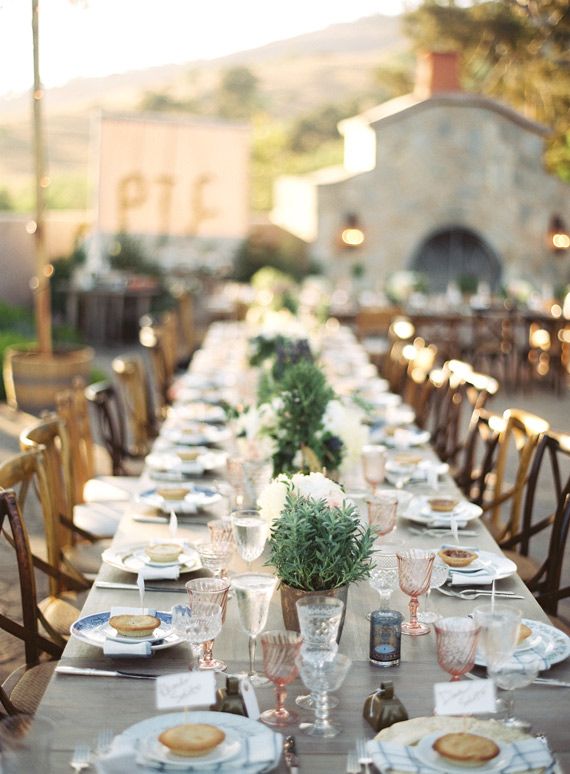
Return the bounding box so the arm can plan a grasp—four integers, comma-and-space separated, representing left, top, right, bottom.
434, 616, 480, 681
397, 549, 435, 636
185, 577, 230, 671
361, 444, 386, 495
259, 631, 303, 727
367, 494, 398, 540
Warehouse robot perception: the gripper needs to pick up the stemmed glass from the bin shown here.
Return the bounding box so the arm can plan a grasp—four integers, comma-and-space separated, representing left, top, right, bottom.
434, 616, 481, 681
295, 596, 344, 709
297, 653, 352, 737
185, 577, 230, 671
366, 554, 399, 621
171, 603, 222, 670
231, 508, 268, 570
361, 444, 386, 495
385, 460, 416, 490
208, 518, 234, 547
367, 494, 398, 541
232, 572, 277, 687
259, 631, 303, 727
195, 541, 233, 579
397, 549, 435, 635
418, 562, 449, 624
487, 657, 542, 730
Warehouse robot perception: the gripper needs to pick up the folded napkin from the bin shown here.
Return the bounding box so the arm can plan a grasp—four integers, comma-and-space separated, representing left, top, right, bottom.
95, 729, 282, 773
431, 519, 468, 529
450, 568, 494, 586
103, 640, 152, 657
139, 565, 180, 580
368, 738, 555, 773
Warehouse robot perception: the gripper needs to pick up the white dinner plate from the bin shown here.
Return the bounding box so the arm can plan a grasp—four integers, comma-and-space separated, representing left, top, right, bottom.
102, 543, 200, 575
475, 618, 570, 670
70, 610, 182, 651
168, 403, 227, 424
421, 499, 484, 520
161, 424, 232, 447
444, 549, 517, 583
380, 428, 431, 447
142, 727, 241, 770
118, 711, 282, 773
404, 498, 483, 526
136, 485, 221, 513
416, 732, 511, 774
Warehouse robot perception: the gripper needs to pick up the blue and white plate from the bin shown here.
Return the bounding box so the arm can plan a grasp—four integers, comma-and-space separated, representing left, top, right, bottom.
117, 710, 283, 773
136, 485, 221, 513
160, 424, 232, 447
70, 611, 182, 651
475, 618, 570, 671
102, 542, 200, 575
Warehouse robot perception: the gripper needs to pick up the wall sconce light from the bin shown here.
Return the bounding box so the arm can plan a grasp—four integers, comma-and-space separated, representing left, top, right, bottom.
340, 213, 365, 249
548, 215, 570, 253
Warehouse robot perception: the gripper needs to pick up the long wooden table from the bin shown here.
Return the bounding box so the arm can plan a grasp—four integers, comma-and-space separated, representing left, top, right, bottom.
34, 324, 570, 772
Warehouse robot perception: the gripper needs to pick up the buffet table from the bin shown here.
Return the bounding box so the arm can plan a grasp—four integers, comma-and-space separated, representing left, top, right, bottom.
32, 322, 570, 772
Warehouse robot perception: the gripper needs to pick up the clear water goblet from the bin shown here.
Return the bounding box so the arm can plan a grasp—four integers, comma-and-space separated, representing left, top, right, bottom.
397, 549, 435, 635
487, 656, 542, 730
231, 508, 268, 569
473, 604, 522, 671
171, 603, 222, 670
195, 541, 233, 579
232, 572, 277, 687
366, 553, 399, 620
361, 444, 386, 495
434, 616, 481, 681
259, 630, 303, 727
297, 653, 352, 737
367, 494, 398, 541
185, 577, 230, 671
418, 561, 449, 624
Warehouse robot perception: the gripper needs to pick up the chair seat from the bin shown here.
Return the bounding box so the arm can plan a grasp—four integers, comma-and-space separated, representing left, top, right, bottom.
502, 549, 539, 583
83, 475, 136, 503
4, 661, 58, 715
37, 595, 81, 638
63, 540, 110, 579
73, 501, 126, 538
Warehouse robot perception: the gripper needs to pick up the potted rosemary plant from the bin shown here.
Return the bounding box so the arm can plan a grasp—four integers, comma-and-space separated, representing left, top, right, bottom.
260, 472, 376, 638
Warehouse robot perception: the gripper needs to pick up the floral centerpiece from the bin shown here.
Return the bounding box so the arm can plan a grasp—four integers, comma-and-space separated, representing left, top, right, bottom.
385, 270, 427, 305
260, 472, 376, 634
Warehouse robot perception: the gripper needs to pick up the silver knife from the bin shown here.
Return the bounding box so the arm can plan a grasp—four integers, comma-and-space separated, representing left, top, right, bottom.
283, 735, 300, 773
533, 678, 570, 687
95, 581, 188, 593
55, 665, 158, 680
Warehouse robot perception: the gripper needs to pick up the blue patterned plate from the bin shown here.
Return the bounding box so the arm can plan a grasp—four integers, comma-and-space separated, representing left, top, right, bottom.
475, 618, 570, 671
70, 610, 183, 651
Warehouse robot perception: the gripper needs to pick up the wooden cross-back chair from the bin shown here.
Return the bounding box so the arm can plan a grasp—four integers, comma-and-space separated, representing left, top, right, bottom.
112, 354, 158, 456
0, 489, 63, 715
84, 381, 132, 476
0, 449, 84, 640
382, 318, 416, 393
19, 417, 105, 585
456, 407, 550, 543
499, 430, 570, 625
139, 316, 174, 419
399, 338, 439, 420
55, 377, 96, 507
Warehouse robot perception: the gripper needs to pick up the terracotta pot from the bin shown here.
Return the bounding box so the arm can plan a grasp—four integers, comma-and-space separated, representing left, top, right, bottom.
3, 345, 94, 416
279, 583, 348, 643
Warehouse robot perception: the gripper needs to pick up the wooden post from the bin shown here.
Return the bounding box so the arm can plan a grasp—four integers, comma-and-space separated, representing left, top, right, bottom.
31, 0, 52, 355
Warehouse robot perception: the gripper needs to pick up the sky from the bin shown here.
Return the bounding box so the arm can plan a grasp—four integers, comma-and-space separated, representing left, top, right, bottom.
0, 0, 410, 98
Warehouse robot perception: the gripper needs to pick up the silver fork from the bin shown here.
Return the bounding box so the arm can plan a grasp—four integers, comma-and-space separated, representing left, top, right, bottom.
70, 744, 91, 772
435, 587, 524, 600
356, 737, 372, 773
96, 728, 113, 757
346, 749, 360, 773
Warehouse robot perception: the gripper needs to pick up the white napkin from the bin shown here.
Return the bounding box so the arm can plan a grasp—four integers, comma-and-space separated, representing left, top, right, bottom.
139, 565, 180, 581
450, 568, 494, 586
95, 729, 282, 773
103, 640, 152, 657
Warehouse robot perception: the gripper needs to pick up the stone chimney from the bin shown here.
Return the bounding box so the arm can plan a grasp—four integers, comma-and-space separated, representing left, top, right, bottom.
414, 51, 461, 99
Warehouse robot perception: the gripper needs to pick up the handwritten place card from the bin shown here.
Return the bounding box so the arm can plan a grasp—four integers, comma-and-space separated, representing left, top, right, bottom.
434, 679, 496, 716
156, 672, 216, 710
240, 678, 260, 720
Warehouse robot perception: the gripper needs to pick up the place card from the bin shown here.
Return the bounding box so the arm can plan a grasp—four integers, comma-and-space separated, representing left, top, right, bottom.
240, 677, 260, 720
434, 679, 496, 716
156, 672, 216, 710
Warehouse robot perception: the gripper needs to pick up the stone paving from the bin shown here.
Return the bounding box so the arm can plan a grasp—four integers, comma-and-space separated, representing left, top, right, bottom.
1, 345, 569, 686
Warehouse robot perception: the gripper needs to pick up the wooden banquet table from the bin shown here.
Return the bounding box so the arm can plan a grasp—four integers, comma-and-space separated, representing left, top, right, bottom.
33, 324, 570, 773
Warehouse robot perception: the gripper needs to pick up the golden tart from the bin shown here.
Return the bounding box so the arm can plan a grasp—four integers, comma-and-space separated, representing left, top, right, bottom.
428, 497, 458, 513
156, 487, 190, 501
438, 548, 478, 568
145, 543, 183, 563
176, 449, 201, 461
108, 614, 160, 638
392, 453, 422, 465
517, 622, 533, 645
433, 732, 500, 766
158, 723, 225, 758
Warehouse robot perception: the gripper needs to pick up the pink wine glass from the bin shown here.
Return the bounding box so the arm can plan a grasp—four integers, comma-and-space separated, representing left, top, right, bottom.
259, 630, 303, 727
434, 616, 481, 681
397, 549, 435, 636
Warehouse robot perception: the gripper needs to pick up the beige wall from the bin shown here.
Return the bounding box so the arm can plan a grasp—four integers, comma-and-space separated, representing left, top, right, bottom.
0, 211, 91, 306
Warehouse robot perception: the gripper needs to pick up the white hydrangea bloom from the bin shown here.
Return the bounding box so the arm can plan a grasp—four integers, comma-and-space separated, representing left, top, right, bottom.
322, 398, 369, 473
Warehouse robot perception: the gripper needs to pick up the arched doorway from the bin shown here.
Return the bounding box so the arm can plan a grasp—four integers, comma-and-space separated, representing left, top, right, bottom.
411, 227, 502, 293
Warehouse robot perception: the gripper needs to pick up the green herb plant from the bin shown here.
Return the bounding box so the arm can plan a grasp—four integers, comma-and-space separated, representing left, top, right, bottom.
267, 491, 376, 591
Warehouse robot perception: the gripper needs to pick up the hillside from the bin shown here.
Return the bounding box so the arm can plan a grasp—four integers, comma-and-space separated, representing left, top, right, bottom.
0, 14, 405, 205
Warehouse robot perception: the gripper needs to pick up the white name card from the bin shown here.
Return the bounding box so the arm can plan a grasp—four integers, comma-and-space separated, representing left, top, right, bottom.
240, 678, 260, 721
434, 679, 496, 716
156, 671, 216, 710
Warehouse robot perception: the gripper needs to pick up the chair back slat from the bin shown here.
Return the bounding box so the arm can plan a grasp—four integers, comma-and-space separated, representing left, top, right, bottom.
112, 355, 157, 455
55, 378, 96, 505
84, 381, 128, 475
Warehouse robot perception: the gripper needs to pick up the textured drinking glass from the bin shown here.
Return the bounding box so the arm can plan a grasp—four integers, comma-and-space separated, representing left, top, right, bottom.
241, 458, 272, 507
259, 630, 303, 727
297, 653, 352, 737
195, 541, 233, 578
226, 455, 246, 508
208, 518, 234, 547
397, 549, 435, 635
361, 444, 386, 494
185, 577, 230, 671
171, 603, 222, 669
231, 508, 268, 569
487, 656, 542, 730
232, 572, 277, 687
418, 562, 449, 624
434, 616, 481, 681
367, 494, 398, 539
367, 553, 399, 617
473, 604, 522, 670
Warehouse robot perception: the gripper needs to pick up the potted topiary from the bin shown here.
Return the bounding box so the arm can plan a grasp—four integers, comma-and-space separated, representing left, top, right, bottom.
260, 472, 376, 640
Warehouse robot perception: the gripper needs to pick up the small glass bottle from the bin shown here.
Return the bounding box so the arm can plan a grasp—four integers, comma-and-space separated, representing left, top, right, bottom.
211, 675, 249, 717
369, 608, 403, 667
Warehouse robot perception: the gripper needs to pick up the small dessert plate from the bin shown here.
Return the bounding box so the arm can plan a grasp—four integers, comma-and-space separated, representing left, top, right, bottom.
142, 727, 242, 769
102, 543, 200, 575
416, 732, 510, 774
70, 611, 182, 651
